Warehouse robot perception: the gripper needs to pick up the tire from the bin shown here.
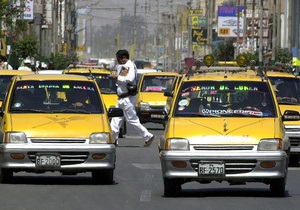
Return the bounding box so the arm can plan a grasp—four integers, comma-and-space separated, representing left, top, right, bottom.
289, 154, 300, 166
119, 121, 127, 138
0, 168, 13, 183
270, 177, 286, 197
92, 169, 114, 185
163, 178, 182, 197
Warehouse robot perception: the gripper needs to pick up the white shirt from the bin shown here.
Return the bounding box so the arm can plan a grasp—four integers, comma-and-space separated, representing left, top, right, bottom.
18, 66, 32, 71
115, 60, 137, 95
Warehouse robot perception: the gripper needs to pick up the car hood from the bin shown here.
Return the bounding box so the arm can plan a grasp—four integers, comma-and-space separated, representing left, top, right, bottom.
7, 113, 107, 138
167, 118, 279, 144
138, 92, 167, 106
102, 94, 118, 109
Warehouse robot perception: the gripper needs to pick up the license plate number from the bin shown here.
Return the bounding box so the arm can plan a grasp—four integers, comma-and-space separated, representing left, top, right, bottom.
199, 161, 225, 175
151, 114, 164, 119
36, 154, 61, 168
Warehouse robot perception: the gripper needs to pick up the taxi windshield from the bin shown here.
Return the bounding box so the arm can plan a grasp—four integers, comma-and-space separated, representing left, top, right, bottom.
268, 76, 300, 105
9, 80, 103, 113
174, 81, 276, 117
141, 75, 176, 92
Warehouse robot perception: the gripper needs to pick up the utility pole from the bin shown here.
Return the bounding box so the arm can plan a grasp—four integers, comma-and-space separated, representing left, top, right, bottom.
271, 0, 277, 65
251, 0, 255, 53
156, 0, 160, 68
236, 0, 240, 59
132, 0, 137, 59
276, 0, 281, 48
258, 0, 263, 66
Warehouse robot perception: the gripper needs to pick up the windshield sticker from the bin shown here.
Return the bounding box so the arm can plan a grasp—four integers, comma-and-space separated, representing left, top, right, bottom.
145, 86, 163, 91
16, 85, 34, 90
201, 109, 263, 116
178, 99, 189, 106
234, 85, 258, 91
178, 106, 185, 111
38, 84, 60, 89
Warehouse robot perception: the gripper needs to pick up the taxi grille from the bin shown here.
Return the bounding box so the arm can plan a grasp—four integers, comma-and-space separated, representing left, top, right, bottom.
190, 159, 257, 174
150, 105, 165, 111
193, 145, 254, 150
30, 139, 86, 143
28, 152, 89, 165
289, 137, 300, 146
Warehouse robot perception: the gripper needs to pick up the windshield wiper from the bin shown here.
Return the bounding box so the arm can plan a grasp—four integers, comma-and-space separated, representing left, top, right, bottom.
54, 109, 91, 114
11, 108, 50, 113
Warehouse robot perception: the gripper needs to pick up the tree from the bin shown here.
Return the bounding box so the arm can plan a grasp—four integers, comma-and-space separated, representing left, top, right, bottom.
214, 38, 235, 61
13, 35, 38, 59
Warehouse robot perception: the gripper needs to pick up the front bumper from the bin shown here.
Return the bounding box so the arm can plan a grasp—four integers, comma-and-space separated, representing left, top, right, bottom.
160, 150, 288, 181
0, 143, 116, 173
285, 125, 300, 154
136, 105, 166, 124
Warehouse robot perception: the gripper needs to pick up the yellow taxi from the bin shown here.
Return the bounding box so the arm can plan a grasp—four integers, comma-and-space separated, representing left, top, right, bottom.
264, 67, 300, 164
135, 72, 182, 127
0, 70, 34, 107
0, 74, 123, 183
63, 67, 127, 138
159, 56, 300, 197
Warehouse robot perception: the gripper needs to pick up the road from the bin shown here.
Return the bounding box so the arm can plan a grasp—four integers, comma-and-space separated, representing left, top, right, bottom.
1, 123, 300, 210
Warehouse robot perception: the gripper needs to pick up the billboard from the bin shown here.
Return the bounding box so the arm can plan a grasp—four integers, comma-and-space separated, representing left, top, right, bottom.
217, 6, 244, 37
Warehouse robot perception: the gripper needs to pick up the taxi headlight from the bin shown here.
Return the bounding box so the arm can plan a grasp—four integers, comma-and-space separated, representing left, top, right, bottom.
138, 102, 150, 111
90, 133, 111, 144
5, 132, 27, 143
258, 139, 282, 151
167, 138, 189, 150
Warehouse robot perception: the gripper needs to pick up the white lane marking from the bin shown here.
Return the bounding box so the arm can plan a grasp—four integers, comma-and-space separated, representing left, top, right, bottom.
140, 190, 151, 202
144, 173, 154, 182
132, 163, 161, 170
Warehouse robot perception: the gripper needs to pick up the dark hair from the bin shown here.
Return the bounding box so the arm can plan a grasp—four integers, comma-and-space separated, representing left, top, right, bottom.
116, 49, 129, 60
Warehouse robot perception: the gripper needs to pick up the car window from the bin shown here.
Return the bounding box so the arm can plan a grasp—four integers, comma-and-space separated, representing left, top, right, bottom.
9, 80, 103, 113
141, 76, 176, 92
0, 76, 13, 100
94, 74, 117, 94
173, 81, 276, 117
268, 76, 300, 105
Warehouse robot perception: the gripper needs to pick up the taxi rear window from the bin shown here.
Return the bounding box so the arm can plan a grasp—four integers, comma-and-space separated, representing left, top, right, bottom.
174, 81, 276, 117
141, 76, 176, 92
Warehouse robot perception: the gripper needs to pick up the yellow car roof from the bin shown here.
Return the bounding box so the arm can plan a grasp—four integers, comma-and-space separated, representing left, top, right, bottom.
14, 73, 92, 81
63, 68, 111, 74
184, 70, 265, 82
265, 71, 297, 78
0, 70, 34, 76
141, 72, 180, 76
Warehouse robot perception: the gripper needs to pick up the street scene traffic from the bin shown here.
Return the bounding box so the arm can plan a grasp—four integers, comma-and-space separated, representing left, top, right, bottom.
1, 0, 300, 209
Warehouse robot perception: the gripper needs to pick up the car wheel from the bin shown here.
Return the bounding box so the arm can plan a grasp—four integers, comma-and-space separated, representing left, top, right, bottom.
92, 169, 114, 185
270, 177, 286, 197
289, 154, 300, 166
0, 168, 13, 183
119, 122, 127, 138
163, 178, 182, 197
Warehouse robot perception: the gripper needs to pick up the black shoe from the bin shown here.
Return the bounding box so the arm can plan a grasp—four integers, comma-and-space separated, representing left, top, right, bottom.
144, 135, 155, 147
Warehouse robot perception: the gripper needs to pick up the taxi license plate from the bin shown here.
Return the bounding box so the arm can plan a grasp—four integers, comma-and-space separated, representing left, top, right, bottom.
151, 114, 165, 119
199, 161, 225, 175
36, 154, 61, 168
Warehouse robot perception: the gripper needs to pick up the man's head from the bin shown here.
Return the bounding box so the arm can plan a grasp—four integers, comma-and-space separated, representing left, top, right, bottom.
24, 59, 31, 67
116, 49, 129, 64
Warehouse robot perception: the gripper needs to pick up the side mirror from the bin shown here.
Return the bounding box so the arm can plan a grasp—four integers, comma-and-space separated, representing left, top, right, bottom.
282, 110, 300, 121
164, 91, 173, 97
107, 107, 124, 118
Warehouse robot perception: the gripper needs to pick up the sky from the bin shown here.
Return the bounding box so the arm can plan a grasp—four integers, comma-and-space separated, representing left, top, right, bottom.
76, 0, 192, 30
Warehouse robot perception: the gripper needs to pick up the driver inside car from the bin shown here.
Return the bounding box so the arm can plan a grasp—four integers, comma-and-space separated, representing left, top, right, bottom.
240, 92, 274, 116
276, 82, 298, 103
